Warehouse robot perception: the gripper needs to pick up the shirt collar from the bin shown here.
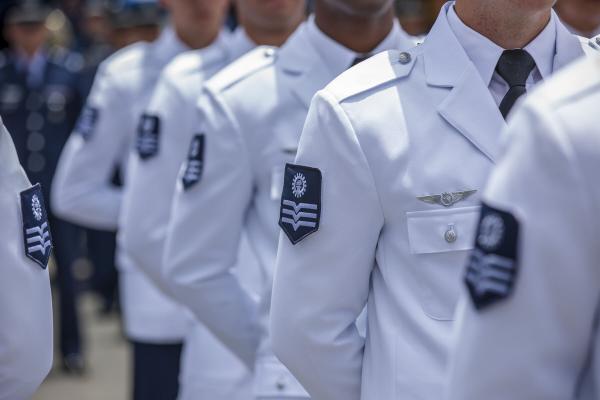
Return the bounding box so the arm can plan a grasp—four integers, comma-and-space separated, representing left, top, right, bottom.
226, 27, 257, 62
306, 14, 404, 75
447, 2, 557, 85
153, 25, 190, 63
192, 29, 235, 69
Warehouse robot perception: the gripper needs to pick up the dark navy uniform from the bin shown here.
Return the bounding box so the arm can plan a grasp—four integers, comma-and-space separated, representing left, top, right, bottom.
0, 47, 85, 369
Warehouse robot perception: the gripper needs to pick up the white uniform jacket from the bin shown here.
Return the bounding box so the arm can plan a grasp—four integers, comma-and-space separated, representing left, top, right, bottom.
163, 20, 414, 398
119, 30, 257, 400
52, 28, 191, 342
0, 120, 53, 400
447, 53, 600, 400
270, 5, 588, 400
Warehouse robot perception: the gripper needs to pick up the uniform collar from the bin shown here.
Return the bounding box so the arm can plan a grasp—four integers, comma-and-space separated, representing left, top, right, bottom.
306, 15, 404, 75
446, 2, 557, 86
192, 29, 234, 69
225, 27, 256, 63
152, 25, 190, 64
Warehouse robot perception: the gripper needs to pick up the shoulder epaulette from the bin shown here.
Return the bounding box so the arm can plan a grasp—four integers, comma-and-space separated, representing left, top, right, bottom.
531, 56, 600, 107
100, 41, 148, 75
205, 46, 277, 94
163, 51, 203, 80
326, 47, 419, 103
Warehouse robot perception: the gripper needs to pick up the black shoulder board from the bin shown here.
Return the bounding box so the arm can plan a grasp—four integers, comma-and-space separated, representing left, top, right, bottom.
278, 163, 321, 245
136, 114, 160, 160
465, 202, 520, 310
181, 134, 205, 190
20, 184, 53, 269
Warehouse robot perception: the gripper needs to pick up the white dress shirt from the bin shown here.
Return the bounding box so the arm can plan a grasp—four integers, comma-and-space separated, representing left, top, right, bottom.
447, 5, 558, 106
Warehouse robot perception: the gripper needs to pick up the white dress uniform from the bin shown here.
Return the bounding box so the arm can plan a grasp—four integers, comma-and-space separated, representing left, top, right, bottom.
446, 53, 600, 400
163, 17, 414, 400
0, 119, 53, 400
119, 29, 258, 400
52, 27, 191, 343
270, 3, 589, 400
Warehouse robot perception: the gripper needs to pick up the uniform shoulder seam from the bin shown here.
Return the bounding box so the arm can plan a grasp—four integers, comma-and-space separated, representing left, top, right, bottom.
529, 56, 600, 108
326, 47, 419, 103
100, 42, 148, 75
205, 46, 277, 94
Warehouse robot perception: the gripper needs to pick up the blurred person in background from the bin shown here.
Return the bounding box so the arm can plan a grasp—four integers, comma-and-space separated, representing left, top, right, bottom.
79, 1, 162, 320
0, 0, 86, 375
120, 0, 306, 398
0, 1, 17, 50
52, 1, 251, 398
555, 0, 600, 38
162, 0, 415, 399
395, 0, 429, 36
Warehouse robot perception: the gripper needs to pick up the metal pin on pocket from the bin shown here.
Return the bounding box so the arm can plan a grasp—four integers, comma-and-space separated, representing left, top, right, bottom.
444, 224, 457, 243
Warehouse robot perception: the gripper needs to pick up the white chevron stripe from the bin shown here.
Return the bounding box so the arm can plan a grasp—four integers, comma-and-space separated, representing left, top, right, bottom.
281, 209, 317, 222
282, 200, 318, 213
281, 218, 317, 232
28, 241, 51, 255
26, 222, 48, 236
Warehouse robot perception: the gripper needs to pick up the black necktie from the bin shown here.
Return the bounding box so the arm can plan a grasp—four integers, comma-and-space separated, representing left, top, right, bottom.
495, 49, 537, 119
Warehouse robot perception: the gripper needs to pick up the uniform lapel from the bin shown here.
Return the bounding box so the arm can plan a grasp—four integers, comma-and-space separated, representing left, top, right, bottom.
437, 63, 505, 163
424, 4, 505, 163
277, 24, 335, 110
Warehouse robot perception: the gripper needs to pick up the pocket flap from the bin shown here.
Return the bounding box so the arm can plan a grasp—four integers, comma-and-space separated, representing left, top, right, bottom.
407, 206, 480, 254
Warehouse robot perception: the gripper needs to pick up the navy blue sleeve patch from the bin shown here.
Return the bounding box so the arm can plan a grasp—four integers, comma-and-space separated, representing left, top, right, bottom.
136, 114, 160, 160
75, 106, 98, 141
20, 184, 53, 269
465, 202, 520, 310
278, 163, 321, 245
181, 134, 205, 190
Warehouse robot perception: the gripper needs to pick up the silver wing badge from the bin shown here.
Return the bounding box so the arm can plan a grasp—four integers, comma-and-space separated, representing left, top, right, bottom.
417, 189, 477, 207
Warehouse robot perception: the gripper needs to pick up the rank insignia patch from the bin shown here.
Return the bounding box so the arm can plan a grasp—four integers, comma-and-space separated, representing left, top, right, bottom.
75, 106, 98, 141
181, 134, 205, 190
279, 163, 321, 245
465, 202, 519, 310
20, 184, 52, 269
136, 114, 160, 160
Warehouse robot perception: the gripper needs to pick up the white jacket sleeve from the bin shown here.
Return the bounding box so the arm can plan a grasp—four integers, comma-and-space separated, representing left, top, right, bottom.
163, 90, 261, 369
0, 124, 53, 400
119, 75, 191, 294
447, 104, 600, 400
271, 90, 383, 400
51, 70, 129, 230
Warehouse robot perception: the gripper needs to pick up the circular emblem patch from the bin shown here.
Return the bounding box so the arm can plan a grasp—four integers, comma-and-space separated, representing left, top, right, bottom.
477, 213, 505, 251
31, 195, 43, 221
291, 173, 307, 198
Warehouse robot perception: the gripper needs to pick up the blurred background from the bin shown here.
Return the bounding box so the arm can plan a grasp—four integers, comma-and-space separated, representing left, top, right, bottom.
0, 0, 597, 398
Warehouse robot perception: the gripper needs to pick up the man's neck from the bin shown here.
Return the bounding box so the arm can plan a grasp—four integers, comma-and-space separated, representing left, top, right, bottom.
314, 4, 395, 53
175, 26, 220, 50
243, 21, 303, 47
454, 0, 552, 49
555, 1, 600, 38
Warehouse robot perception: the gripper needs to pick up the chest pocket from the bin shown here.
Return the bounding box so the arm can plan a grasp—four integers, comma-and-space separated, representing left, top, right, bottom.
406, 206, 480, 320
